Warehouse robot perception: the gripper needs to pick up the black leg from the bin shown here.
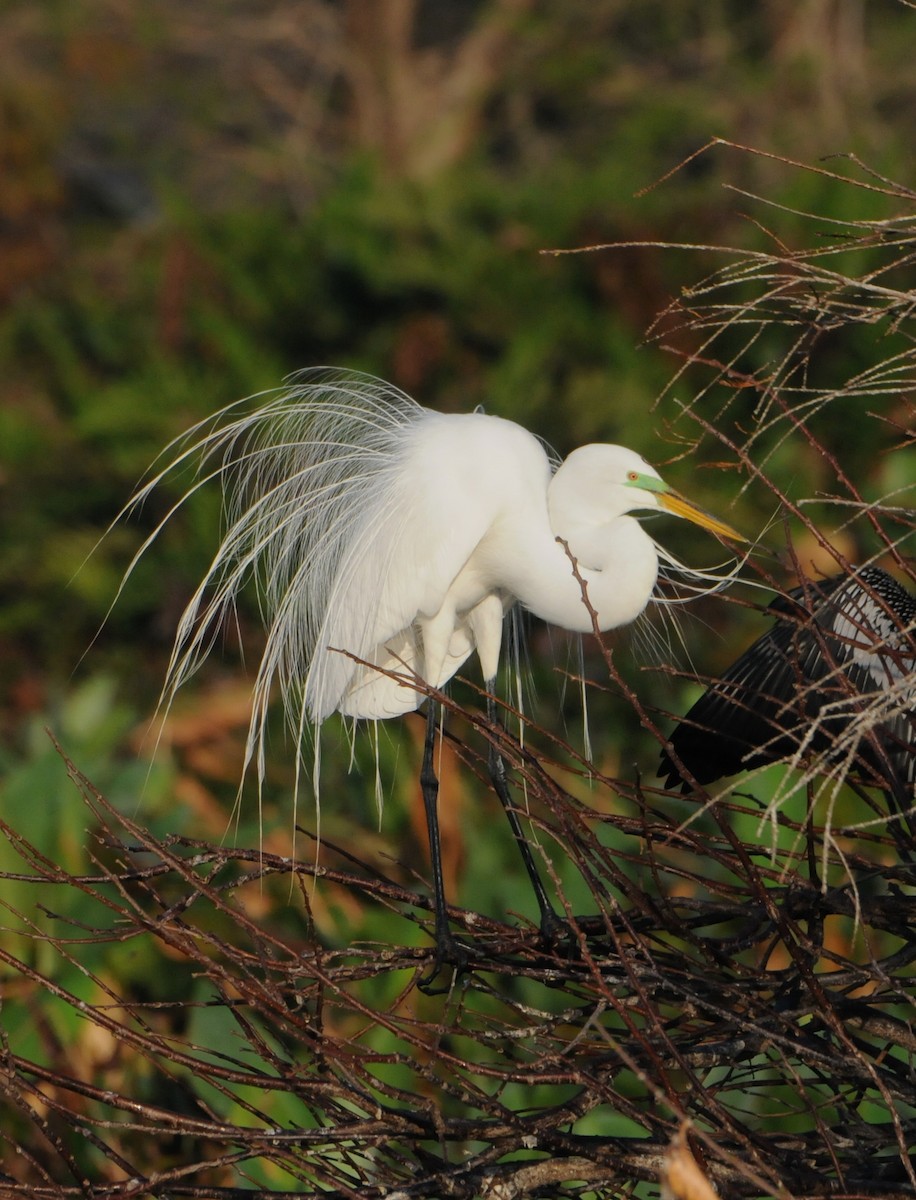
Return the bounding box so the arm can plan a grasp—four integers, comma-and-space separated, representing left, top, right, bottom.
418, 699, 470, 990
485, 687, 565, 945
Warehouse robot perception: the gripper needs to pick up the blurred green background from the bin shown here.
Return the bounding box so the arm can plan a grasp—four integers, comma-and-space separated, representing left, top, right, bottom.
1, 0, 914, 944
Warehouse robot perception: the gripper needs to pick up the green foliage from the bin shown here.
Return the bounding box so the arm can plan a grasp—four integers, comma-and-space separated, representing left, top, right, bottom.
0, 8, 914, 1187
0, 679, 177, 937
0, 677, 182, 1160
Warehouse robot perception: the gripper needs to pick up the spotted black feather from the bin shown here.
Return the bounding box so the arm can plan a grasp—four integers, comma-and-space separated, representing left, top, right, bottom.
659, 567, 916, 804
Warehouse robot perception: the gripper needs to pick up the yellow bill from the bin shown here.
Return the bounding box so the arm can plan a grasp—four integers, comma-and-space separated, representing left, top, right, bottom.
657, 488, 745, 543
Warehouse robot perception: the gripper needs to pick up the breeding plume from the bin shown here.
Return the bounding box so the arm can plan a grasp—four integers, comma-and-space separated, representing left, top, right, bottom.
125, 369, 741, 977
660, 566, 916, 808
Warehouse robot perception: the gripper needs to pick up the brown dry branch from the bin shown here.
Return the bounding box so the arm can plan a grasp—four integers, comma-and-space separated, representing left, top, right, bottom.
3, 150, 915, 1197
0, 694, 914, 1200
552, 145, 915, 821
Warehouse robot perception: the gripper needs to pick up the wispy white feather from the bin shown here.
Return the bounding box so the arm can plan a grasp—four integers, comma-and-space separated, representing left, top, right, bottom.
115, 368, 745, 801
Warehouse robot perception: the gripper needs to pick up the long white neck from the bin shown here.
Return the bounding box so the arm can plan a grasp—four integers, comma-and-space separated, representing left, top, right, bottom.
499, 510, 659, 634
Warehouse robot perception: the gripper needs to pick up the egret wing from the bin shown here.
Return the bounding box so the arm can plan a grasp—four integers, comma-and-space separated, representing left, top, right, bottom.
305, 417, 512, 720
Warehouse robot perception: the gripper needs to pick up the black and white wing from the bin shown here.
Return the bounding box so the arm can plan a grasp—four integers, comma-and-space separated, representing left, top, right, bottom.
659, 567, 916, 799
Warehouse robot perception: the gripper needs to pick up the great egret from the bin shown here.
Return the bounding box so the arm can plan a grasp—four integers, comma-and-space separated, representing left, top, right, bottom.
125, 369, 741, 976
659, 566, 915, 809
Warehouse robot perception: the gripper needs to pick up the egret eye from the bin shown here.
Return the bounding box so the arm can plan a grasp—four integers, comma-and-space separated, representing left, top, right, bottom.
627, 470, 639, 482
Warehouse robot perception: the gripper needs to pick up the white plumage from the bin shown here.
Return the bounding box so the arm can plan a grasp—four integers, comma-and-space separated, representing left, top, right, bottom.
122, 368, 741, 978
129, 370, 738, 745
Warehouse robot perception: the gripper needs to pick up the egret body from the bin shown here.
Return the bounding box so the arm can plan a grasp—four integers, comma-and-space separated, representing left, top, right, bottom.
127, 370, 741, 978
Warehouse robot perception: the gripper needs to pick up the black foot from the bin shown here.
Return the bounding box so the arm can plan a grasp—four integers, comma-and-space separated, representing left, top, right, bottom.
418, 930, 477, 994
539, 906, 571, 950
535, 909, 595, 964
